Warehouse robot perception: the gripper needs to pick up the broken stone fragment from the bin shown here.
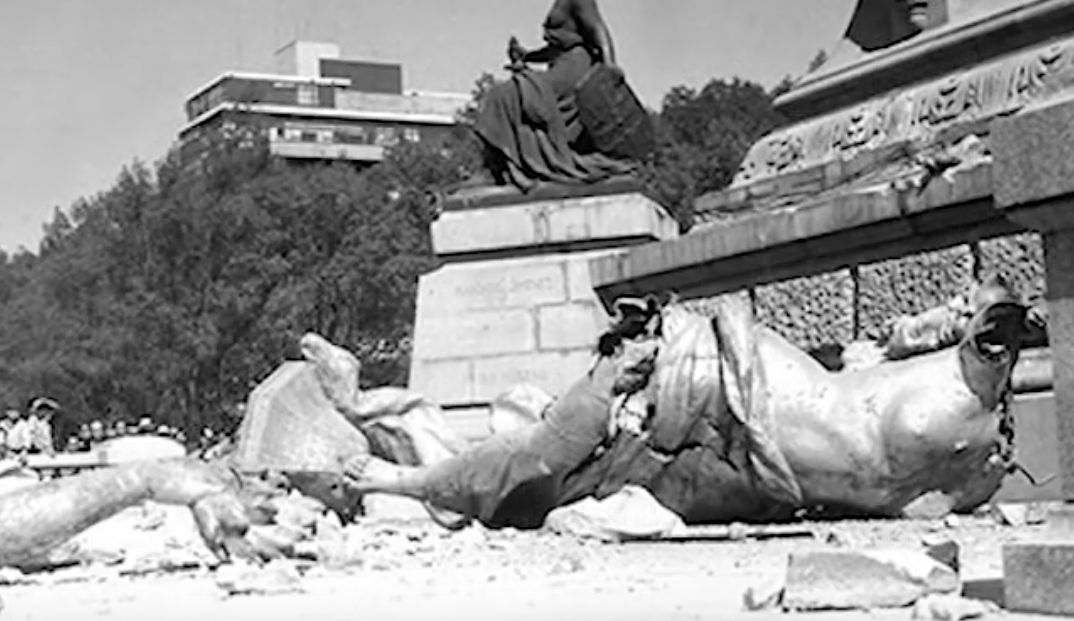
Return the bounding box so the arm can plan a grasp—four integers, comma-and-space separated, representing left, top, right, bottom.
245, 524, 307, 560
782, 549, 960, 611
315, 511, 345, 541
992, 503, 1028, 527
214, 561, 305, 597
921, 536, 960, 573
743, 574, 785, 611
269, 492, 325, 532
0, 566, 27, 585
547, 553, 585, 575
544, 486, 685, 543
911, 594, 998, 620
903, 491, 957, 520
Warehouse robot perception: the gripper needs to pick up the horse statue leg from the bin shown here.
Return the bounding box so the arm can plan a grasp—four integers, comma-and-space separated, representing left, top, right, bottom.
0, 458, 270, 569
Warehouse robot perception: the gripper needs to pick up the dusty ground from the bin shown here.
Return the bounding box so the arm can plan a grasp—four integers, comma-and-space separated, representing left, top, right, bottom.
0, 504, 1061, 621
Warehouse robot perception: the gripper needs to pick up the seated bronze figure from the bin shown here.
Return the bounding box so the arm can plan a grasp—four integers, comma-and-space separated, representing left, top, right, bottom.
469, 0, 653, 193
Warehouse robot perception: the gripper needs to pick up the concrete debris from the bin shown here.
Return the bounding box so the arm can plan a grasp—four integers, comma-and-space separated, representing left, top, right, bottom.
911, 594, 999, 620
742, 574, 785, 611
993, 503, 1028, 527
921, 536, 960, 573
1027, 503, 1049, 525
782, 549, 960, 611
992, 502, 1048, 527
315, 511, 345, 541
903, 491, 956, 520
449, 523, 489, 546
245, 524, 305, 560
0, 567, 28, 585
544, 486, 686, 543
823, 529, 860, 548
548, 553, 586, 575
726, 522, 749, 541
269, 492, 325, 532
119, 553, 206, 577
214, 561, 305, 597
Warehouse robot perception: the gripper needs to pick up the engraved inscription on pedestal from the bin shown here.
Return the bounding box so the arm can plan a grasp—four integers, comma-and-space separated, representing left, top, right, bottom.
419, 260, 567, 312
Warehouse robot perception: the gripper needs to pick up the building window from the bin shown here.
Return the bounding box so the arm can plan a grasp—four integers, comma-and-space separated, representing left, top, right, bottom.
206, 85, 224, 108
403, 128, 421, 143
375, 127, 399, 147
297, 84, 319, 106
335, 127, 371, 145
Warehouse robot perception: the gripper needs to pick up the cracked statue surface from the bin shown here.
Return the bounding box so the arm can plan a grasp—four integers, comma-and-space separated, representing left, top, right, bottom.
0, 275, 1038, 569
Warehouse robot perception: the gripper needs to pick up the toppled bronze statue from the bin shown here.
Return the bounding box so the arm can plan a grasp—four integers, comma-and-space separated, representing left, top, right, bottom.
344, 280, 1034, 525
0, 278, 1037, 568
467, 0, 653, 194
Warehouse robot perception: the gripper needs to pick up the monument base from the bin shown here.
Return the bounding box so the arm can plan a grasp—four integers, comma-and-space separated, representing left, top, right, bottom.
1003, 505, 1074, 615
409, 191, 678, 440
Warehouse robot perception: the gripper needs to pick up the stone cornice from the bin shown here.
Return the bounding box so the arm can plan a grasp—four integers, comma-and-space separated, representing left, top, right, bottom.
732, 28, 1074, 193
592, 164, 1021, 301
778, 0, 1073, 121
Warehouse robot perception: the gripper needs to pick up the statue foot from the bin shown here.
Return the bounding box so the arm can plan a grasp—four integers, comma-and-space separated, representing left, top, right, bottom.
342, 454, 425, 497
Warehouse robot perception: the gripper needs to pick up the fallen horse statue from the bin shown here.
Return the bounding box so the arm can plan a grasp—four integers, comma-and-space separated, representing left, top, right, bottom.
0, 278, 1037, 567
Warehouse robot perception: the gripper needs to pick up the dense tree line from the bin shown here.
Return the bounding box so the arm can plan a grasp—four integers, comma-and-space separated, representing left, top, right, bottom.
0, 74, 786, 439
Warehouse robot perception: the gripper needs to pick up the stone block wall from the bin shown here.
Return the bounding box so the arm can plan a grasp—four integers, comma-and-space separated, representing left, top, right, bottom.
689, 232, 1046, 352
979, 233, 1047, 306
409, 251, 612, 407
410, 191, 678, 443
754, 270, 855, 349
856, 245, 976, 339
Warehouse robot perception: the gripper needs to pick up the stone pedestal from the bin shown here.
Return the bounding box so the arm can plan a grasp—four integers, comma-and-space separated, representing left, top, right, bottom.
993, 97, 1074, 615
994, 97, 1074, 502
1003, 506, 1074, 615
408, 192, 677, 442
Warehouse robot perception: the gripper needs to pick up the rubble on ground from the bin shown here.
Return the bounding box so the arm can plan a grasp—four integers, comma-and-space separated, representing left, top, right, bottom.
911, 594, 999, 620
780, 548, 961, 611
0, 483, 1052, 619
214, 560, 305, 597
991, 502, 1048, 527
544, 486, 686, 542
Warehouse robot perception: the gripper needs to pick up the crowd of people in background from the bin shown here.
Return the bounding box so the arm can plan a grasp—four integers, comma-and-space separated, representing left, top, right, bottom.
0, 398, 59, 458
63, 416, 193, 453
0, 398, 242, 464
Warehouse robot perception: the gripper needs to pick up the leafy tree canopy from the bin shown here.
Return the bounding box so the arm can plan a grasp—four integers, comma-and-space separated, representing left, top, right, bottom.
0, 70, 785, 439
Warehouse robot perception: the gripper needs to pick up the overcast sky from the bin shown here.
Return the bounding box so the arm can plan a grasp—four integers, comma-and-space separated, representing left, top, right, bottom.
0, 0, 854, 254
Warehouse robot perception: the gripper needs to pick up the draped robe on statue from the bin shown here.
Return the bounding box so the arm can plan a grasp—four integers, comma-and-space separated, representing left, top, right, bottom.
413, 298, 803, 529
475, 2, 634, 191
